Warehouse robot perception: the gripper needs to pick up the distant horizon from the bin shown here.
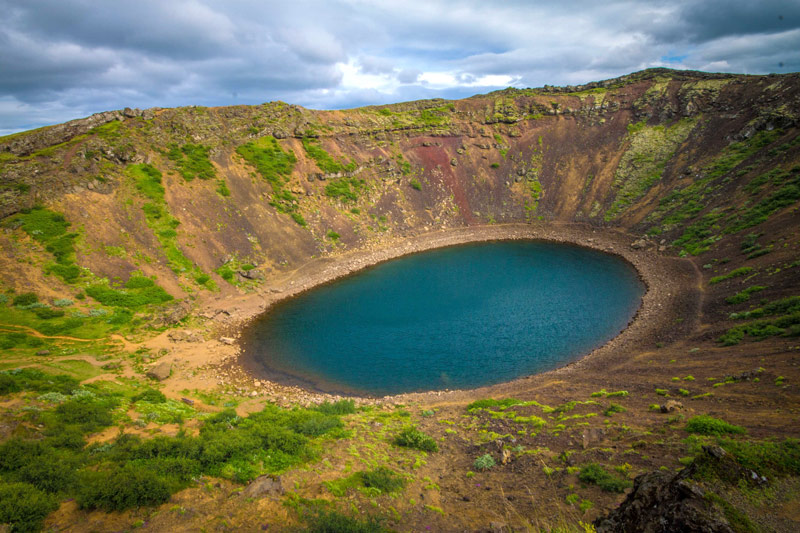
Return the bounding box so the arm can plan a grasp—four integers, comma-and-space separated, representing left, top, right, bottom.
6, 66, 798, 137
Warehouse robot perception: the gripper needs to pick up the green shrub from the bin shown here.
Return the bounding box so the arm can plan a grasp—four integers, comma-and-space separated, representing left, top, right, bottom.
13, 292, 39, 306
304, 509, 389, 533
14, 449, 78, 493
124, 275, 155, 289
394, 427, 438, 452
603, 403, 626, 416
54, 398, 114, 432
359, 467, 406, 493
313, 399, 356, 415
77, 466, 172, 511
0, 482, 59, 533
410, 178, 422, 190
0, 369, 79, 395
292, 413, 343, 437
685, 415, 746, 436
33, 307, 65, 319
578, 463, 632, 493
132, 389, 167, 404
473, 454, 495, 471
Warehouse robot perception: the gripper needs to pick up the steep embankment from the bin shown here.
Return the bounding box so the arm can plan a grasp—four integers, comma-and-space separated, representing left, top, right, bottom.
1, 68, 799, 532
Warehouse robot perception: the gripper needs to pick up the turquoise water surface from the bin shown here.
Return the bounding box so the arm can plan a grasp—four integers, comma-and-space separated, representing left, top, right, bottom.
240, 241, 644, 396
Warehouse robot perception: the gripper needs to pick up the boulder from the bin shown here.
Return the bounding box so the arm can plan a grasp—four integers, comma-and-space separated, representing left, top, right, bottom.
219, 337, 236, 345
243, 475, 283, 498
146, 362, 171, 381
168, 330, 203, 343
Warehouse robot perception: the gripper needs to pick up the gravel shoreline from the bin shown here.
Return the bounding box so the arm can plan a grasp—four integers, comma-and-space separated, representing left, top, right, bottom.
159, 222, 701, 407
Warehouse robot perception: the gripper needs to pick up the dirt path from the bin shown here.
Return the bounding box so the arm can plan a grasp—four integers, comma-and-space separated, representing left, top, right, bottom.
0, 324, 97, 342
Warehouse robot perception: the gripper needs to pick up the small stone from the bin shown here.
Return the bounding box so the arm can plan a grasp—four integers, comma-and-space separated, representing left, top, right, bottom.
181, 397, 195, 406
219, 337, 236, 345
35, 350, 50, 356
660, 400, 683, 413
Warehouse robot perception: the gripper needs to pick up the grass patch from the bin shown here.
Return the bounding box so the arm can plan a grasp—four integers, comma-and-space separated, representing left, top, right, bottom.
302, 137, 356, 174
709, 267, 753, 285
725, 285, 766, 304
236, 136, 304, 222
578, 463, 632, 493
324, 177, 366, 203
85, 281, 172, 308
128, 164, 213, 287
718, 297, 800, 345
685, 415, 746, 436
325, 467, 406, 497
166, 143, 216, 181
5, 207, 82, 283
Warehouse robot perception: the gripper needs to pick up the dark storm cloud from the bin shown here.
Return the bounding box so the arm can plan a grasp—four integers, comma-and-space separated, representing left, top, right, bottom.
1, 0, 799, 134
646, 0, 800, 43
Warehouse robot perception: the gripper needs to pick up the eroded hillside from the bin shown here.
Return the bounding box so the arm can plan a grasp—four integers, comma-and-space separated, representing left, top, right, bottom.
1, 68, 799, 532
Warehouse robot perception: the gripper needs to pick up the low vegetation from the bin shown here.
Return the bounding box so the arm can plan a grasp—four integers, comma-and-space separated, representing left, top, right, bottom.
167, 143, 216, 181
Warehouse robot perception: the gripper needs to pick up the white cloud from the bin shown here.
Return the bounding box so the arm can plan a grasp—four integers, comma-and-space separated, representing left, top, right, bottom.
0, 0, 798, 132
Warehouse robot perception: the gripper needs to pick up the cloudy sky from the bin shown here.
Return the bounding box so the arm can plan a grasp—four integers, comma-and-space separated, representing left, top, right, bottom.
1, 0, 799, 134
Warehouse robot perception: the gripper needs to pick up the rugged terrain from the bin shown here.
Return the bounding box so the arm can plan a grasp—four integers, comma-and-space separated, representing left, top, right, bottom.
0, 68, 799, 532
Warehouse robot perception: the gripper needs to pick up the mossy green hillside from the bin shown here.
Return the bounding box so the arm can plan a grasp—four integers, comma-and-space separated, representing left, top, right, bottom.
605, 118, 696, 221
127, 164, 214, 288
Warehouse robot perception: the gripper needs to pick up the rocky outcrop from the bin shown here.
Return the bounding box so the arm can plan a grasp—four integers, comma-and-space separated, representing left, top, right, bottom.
594, 446, 765, 533
1, 107, 157, 157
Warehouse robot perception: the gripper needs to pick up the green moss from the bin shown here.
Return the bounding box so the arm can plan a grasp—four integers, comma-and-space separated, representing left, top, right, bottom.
578, 463, 631, 493
166, 143, 216, 181
324, 177, 365, 203
5, 207, 81, 283
127, 164, 212, 286
236, 136, 296, 188
302, 137, 356, 174
605, 118, 696, 220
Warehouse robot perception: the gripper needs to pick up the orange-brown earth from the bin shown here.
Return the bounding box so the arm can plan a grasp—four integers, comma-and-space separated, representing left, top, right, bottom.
1, 68, 799, 531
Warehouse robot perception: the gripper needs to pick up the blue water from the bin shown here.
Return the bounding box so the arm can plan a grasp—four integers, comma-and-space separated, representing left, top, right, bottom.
240, 241, 644, 396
